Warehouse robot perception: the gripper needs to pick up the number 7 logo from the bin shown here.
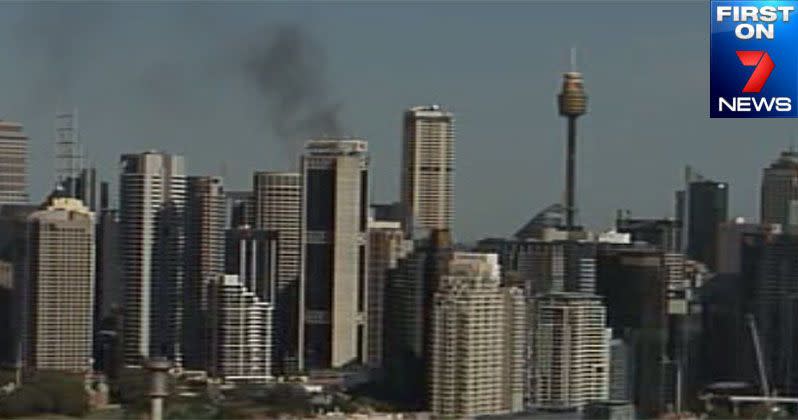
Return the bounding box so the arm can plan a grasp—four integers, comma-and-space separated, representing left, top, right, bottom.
736, 51, 775, 93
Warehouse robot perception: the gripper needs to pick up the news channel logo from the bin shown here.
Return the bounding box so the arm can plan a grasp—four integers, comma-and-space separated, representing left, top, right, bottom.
710, 1, 798, 118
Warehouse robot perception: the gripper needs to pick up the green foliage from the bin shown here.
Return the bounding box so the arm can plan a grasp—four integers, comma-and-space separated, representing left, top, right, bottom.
0, 370, 89, 418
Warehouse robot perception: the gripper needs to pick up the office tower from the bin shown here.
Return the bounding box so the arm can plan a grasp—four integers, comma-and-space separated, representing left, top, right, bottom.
184, 176, 225, 370
225, 226, 280, 372
686, 180, 728, 271
716, 219, 778, 274
531, 293, 610, 410
610, 338, 632, 401
596, 247, 682, 418
225, 190, 254, 229
401, 105, 454, 237
0, 120, 28, 205
95, 208, 120, 321
0, 261, 13, 365
26, 196, 94, 371
73, 167, 98, 212
370, 202, 403, 224
429, 253, 525, 418
557, 61, 588, 231
366, 219, 411, 367
207, 274, 273, 383
120, 151, 187, 366
517, 240, 597, 295
615, 211, 681, 252
761, 150, 798, 227
383, 229, 452, 406
0, 204, 37, 368
743, 231, 798, 397
225, 227, 279, 300
253, 171, 302, 372
301, 139, 369, 369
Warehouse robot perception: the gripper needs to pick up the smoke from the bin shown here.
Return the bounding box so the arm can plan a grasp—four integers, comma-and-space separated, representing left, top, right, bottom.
242, 25, 344, 144
3, 3, 345, 164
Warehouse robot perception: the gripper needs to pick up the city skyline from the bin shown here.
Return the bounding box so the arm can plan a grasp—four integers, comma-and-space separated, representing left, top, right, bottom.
1, 2, 795, 242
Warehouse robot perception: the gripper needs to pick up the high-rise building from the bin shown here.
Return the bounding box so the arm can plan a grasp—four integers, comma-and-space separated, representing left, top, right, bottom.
366, 219, 411, 367
0, 204, 37, 368
184, 176, 225, 370
716, 219, 778, 275
0, 261, 14, 365
531, 292, 610, 410
686, 180, 728, 271
253, 171, 302, 373
401, 105, 454, 237
615, 211, 681, 252
0, 120, 28, 205
743, 230, 798, 397
761, 150, 798, 227
225, 190, 255, 229
26, 196, 94, 371
429, 253, 525, 418
596, 247, 681, 418
302, 139, 369, 369
609, 338, 633, 401
225, 226, 280, 372
207, 274, 273, 384
120, 151, 187, 366
225, 227, 279, 301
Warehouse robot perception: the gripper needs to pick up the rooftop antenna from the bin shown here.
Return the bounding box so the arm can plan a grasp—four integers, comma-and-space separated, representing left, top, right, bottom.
570, 46, 577, 72
55, 109, 82, 198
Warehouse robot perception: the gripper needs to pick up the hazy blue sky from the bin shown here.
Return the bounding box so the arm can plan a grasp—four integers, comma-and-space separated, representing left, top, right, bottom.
0, 1, 793, 241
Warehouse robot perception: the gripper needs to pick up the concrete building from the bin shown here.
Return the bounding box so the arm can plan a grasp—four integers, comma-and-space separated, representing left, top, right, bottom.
207, 274, 273, 383
609, 339, 632, 401
761, 150, 798, 227
401, 105, 454, 237
301, 139, 369, 369
26, 196, 94, 371
531, 293, 610, 410
253, 171, 302, 373
716, 219, 778, 275
430, 253, 526, 418
184, 176, 226, 370
0, 120, 28, 205
120, 151, 187, 366
366, 219, 411, 367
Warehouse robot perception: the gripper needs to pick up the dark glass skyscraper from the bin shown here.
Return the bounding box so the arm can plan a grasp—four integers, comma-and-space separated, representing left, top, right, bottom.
687, 180, 728, 271
301, 139, 369, 370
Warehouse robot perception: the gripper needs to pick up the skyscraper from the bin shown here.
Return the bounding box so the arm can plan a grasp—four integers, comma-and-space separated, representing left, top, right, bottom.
26, 196, 94, 371
531, 292, 610, 410
401, 105, 454, 237
184, 176, 226, 370
366, 219, 411, 367
120, 151, 187, 366
761, 150, 798, 227
253, 171, 302, 372
207, 274, 273, 384
302, 139, 369, 369
686, 180, 728, 271
596, 247, 681, 417
0, 120, 28, 205
429, 252, 525, 418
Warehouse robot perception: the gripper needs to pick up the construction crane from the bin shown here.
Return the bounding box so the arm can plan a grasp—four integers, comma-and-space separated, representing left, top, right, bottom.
748, 313, 771, 400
